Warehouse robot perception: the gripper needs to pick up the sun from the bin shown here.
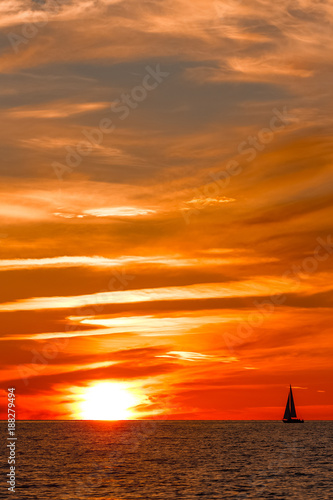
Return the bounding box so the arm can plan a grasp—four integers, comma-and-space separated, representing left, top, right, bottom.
79, 382, 138, 420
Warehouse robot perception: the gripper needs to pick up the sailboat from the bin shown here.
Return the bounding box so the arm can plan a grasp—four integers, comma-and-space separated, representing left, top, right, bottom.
282, 385, 304, 423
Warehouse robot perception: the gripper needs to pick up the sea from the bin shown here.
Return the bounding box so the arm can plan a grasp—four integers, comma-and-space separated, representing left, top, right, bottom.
1, 421, 332, 499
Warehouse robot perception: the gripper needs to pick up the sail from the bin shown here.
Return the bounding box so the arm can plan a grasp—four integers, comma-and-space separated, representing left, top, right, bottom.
289, 386, 297, 418
283, 394, 291, 420
283, 386, 297, 420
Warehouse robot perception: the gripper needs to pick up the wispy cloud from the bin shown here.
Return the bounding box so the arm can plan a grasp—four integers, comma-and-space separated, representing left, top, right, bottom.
156, 351, 237, 363
0, 253, 279, 270
83, 207, 156, 217
6, 101, 110, 119
72, 314, 230, 337
0, 275, 329, 312
184, 196, 236, 208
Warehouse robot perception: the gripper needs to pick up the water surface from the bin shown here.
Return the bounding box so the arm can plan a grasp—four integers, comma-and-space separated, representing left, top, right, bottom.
1, 421, 332, 499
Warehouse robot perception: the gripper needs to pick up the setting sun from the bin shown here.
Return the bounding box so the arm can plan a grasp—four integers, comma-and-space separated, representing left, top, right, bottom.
79, 382, 138, 420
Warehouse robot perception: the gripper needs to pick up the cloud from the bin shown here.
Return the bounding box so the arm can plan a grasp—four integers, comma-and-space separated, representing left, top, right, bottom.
0, 255, 180, 270
83, 207, 156, 217
156, 351, 237, 363
0, 252, 267, 271
244, 192, 333, 226
5, 359, 179, 395
0, 276, 321, 312
0, 203, 46, 220
72, 314, 230, 337
183, 196, 236, 208
6, 101, 110, 119
156, 350, 213, 361
0, 340, 167, 367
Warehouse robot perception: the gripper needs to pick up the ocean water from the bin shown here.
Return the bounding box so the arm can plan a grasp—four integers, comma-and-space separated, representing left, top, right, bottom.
1, 421, 332, 499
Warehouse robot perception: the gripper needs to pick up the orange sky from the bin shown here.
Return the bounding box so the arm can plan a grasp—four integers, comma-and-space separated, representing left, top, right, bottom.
0, 0, 332, 420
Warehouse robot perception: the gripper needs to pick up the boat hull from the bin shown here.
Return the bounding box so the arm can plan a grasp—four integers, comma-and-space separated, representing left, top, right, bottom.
282, 418, 304, 423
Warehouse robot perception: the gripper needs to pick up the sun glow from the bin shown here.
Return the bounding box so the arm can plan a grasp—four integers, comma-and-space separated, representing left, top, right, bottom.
79, 382, 138, 420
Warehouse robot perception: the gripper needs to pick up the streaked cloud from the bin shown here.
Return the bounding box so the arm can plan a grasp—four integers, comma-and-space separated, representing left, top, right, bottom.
0, 252, 279, 270
184, 197, 236, 208
156, 351, 213, 361
0, 255, 177, 270
6, 101, 110, 119
83, 207, 157, 217
72, 314, 231, 337
0, 276, 321, 312
156, 351, 237, 363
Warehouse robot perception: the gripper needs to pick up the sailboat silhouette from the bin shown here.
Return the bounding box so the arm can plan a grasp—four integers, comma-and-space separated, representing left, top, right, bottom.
282, 385, 304, 423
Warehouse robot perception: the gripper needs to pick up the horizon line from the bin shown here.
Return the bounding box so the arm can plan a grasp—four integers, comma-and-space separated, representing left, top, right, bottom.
1, 418, 332, 422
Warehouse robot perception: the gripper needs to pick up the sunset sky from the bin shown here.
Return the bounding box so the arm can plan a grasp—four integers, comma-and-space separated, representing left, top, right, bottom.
0, 0, 332, 420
